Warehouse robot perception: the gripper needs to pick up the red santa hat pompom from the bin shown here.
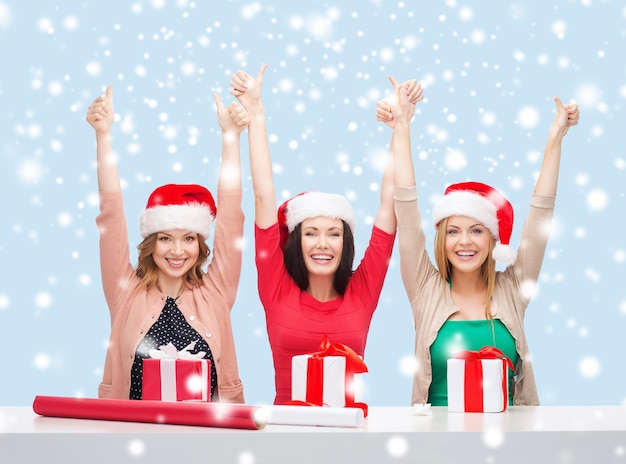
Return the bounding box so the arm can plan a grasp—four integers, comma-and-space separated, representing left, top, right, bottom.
431, 181, 516, 265
139, 184, 216, 239
277, 191, 356, 248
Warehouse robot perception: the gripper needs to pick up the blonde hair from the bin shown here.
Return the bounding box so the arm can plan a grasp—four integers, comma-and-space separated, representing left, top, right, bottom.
135, 233, 209, 288
433, 217, 497, 319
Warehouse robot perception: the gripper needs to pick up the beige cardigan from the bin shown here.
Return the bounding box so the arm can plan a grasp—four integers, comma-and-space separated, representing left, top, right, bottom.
394, 186, 556, 406
95, 188, 245, 403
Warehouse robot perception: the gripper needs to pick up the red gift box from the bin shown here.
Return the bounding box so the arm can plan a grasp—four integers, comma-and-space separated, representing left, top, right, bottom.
447, 346, 514, 413
142, 342, 211, 402
289, 336, 368, 416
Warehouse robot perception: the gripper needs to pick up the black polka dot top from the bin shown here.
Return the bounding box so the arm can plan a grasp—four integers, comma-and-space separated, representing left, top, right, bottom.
129, 296, 218, 401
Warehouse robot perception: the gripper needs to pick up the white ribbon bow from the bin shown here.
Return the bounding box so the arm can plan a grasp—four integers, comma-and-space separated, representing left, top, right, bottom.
148, 340, 206, 360
412, 403, 433, 416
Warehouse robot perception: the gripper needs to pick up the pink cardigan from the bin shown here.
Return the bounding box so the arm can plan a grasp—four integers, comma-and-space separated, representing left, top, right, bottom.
95, 188, 245, 403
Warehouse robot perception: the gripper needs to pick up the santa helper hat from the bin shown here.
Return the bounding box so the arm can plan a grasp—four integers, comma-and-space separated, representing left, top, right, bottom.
139, 184, 216, 239
277, 191, 357, 248
431, 181, 516, 265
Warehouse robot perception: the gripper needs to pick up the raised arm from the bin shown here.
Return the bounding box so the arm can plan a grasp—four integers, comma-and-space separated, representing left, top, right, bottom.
86, 86, 120, 193
377, 77, 423, 192
534, 97, 580, 196
372, 77, 418, 233
88, 87, 133, 317
382, 78, 431, 303
213, 94, 249, 191
372, 124, 398, 234
230, 64, 276, 229
208, 94, 249, 305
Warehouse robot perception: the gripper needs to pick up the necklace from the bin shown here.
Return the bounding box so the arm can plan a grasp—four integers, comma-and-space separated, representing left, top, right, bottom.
173, 283, 185, 303
157, 281, 186, 302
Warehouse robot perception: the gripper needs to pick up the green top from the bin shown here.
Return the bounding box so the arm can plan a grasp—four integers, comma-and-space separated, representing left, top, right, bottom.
428, 319, 519, 406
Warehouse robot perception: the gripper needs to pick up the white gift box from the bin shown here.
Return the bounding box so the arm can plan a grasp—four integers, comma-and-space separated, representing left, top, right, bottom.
291, 355, 348, 407
447, 358, 509, 413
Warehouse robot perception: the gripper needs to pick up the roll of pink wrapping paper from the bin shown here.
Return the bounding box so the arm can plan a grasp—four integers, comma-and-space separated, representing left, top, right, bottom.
32, 396, 267, 430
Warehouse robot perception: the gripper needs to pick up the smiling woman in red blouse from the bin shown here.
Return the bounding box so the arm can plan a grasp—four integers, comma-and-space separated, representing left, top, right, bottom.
230, 65, 422, 405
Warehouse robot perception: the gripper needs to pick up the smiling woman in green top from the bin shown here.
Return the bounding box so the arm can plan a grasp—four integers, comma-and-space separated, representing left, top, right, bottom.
378, 84, 580, 406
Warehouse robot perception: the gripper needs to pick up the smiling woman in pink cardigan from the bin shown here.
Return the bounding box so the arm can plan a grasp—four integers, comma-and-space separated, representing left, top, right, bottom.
86, 86, 248, 403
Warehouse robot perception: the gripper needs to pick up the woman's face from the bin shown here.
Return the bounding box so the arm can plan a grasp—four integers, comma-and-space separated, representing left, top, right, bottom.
444, 215, 491, 275
152, 229, 200, 281
300, 216, 344, 278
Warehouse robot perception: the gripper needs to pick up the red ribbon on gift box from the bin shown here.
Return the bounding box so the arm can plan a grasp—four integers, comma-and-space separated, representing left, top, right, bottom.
292, 336, 369, 417
453, 346, 514, 412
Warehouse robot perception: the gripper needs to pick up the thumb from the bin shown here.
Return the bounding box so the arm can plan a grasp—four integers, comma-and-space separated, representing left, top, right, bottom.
386, 75, 400, 90
553, 96, 564, 110
105, 86, 113, 98
213, 93, 224, 111
257, 63, 268, 81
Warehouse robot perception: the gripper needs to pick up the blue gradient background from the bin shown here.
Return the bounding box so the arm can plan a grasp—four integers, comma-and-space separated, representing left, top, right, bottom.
1, 0, 624, 407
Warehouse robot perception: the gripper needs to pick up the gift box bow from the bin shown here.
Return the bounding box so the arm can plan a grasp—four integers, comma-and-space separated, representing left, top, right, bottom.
308, 335, 368, 375
148, 340, 206, 360
452, 346, 514, 371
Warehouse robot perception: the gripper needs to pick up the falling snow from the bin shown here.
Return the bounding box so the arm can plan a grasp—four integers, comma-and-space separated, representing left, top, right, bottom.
1, 1, 624, 426
579, 356, 601, 379
127, 439, 146, 457
238, 451, 256, 464
482, 428, 505, 449
386, 435, 409, 458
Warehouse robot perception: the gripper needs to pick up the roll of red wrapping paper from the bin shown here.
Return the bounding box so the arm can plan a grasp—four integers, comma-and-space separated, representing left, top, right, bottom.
32, 396, 267, 430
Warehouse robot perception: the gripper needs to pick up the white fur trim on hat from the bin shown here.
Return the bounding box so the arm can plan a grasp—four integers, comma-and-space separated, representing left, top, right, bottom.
285, 192, 356, 233
491, 243, 516, 265
139, 203, 214, 238
432, 190, 500, 240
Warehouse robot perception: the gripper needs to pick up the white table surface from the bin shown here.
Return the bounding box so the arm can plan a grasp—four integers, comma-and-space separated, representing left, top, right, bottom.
3, 405, 626, 433
2, 405, 626, 463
